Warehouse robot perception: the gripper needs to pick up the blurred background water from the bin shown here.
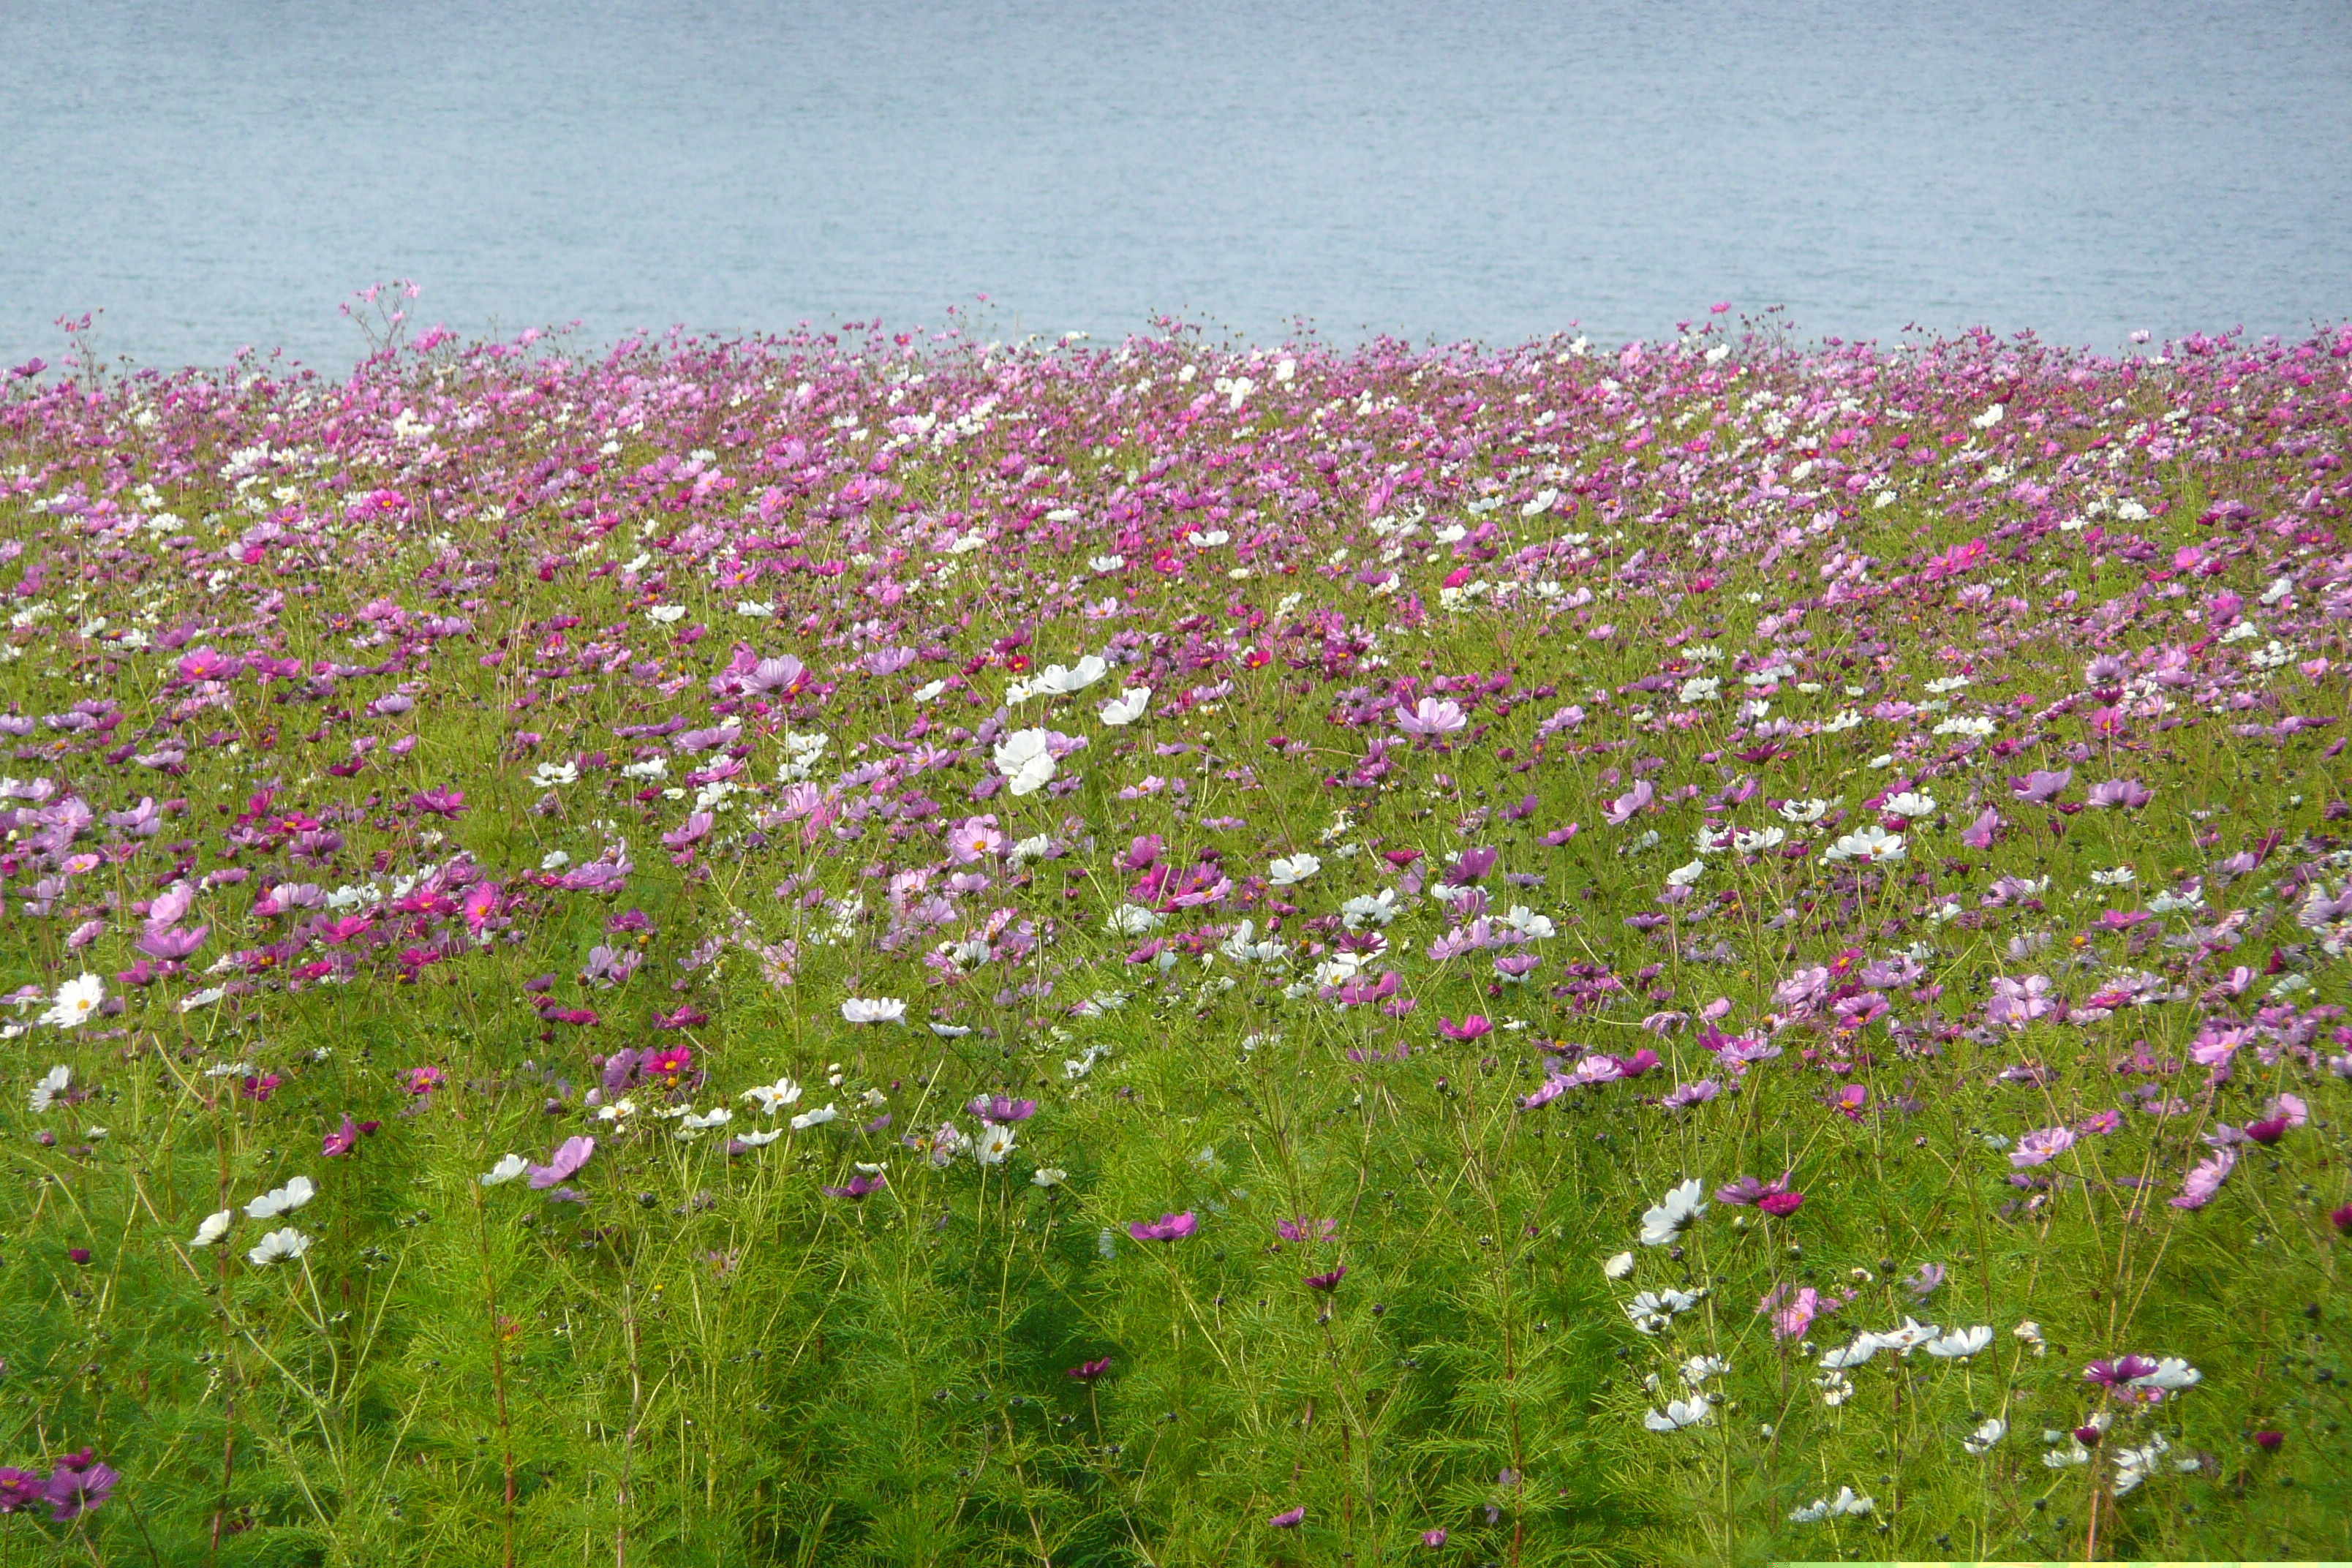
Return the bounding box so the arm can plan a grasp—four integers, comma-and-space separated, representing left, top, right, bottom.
3, 0, 2348, 371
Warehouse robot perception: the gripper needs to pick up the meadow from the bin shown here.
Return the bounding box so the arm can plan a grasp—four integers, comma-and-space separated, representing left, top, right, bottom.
1, 297, 2349, 1565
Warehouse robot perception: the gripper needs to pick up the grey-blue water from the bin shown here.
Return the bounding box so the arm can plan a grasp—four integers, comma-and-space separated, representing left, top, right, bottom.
4, 0, 2348, 372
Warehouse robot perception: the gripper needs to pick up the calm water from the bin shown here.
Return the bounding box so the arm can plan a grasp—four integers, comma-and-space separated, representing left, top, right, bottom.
4, 0, 2349, 371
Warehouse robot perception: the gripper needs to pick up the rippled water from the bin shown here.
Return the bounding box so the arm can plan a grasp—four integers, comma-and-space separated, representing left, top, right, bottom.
4, 0, 2348, 369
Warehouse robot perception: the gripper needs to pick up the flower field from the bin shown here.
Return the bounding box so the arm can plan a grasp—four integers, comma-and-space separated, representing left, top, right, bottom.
2, 303, 2351, 1564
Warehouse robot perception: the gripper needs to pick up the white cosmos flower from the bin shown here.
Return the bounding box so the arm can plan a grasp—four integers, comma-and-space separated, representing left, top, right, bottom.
974, 1123, 1017, 1165
1267, 853, 1322, 886
1817, 1333, 1884, 1369
788, 1103, 839, 1131
1883, 791, 1936, 818
2112, 1432, 2170, 1494
1825, 825, 1905, 864
911, 679, 948, 703
246, 1227, 312, 1267
735, 1128, 785, 1147
480, 1154, 529, 1186
1733, 826, 1785, 853
741, 1077, 804, 1113
2128, 1357, 2201, 1391
40, 973, 105, 1030
1031, 1166, 1067, 1187
1098, 686, 1150, 725
1497, 905, 1554, 940
992, 728, 1058, 795
1638, 1179, 1707, 1247
29, 1063, 69, 1113
929, 1022, 973, 1039
1030, 655, 1108, 696
1220, 920, 1287, 962
1665, 859, 1705, 888
1680, 1354, 1730, 1387
841, 998, 908, 1025
1874, 1316, 1940, 1355
1677, 676, 1721, 704
1926, 1324, 1994, 1359
1088, 554, 1126, 573
680, 1107, 732, 1131
1963, 1417, 2006, 1455
1777, 798, 1831, 824
1643, 1398, 1713, 1432
1602, 1251, 1635, 1280
245, 1175, 317, 1220
1105, 902, 1164, 935
1789, 1486, 1873, 1523
189, 1209, 234, 1247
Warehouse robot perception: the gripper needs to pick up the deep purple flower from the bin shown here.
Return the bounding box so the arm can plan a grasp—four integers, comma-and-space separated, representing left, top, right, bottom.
1421, 1528, 1447, 1547
1757, 1191, 1804, 1218
1905, 1262, 1946, 1300
2332, 1202, 2352, 1236
1127, 1212, 1197, 1243
1269, 1507, 1305, 1529
2253, 1429, 2284, 1452
1276, 1217, 1336, 1244
2072, 1424, 2103, 1447
967, 1095, 1038, 1125
0, 1467, 41, 1513
1066, 1357, 1112, 1381
2084, 1355, 2158, 1388
40, 1450, 116, 1521
1438, 846, 1497, 886
407, 786, 467, 818
67, 1248, 91, 1265
1715, 1172, 1796, 1208
1305, 1264, 1347, 1292
321, 1114, 381, 1158
821, 1172, 887, 1200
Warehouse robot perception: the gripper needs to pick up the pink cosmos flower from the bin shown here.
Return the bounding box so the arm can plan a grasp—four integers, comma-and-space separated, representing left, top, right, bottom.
946, 817, 1003, 863
1605, 780, 1654, 826
1395, 697, 1467, 737
1757, 1283, 1821, 1340
2009, 768, 2073, 804
2171, 1147, 2236, 1210
2010, 1126, 2076, 1168
1128, 1212, 1197, 1243
527, 1135, 597, 1190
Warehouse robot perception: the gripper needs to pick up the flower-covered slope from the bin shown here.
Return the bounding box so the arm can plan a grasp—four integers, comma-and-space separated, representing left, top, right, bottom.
1, 311, 2350, 1562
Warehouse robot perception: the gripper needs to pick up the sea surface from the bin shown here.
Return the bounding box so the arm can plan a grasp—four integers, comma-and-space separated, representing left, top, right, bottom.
3, 0, 2348, 371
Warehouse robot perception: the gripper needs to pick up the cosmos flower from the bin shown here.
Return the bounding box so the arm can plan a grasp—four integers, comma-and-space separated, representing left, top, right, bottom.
246, 1227, 313, 1267
1639, 1180, 1706, 1247
1127, 1212, 1198, 1243
39, 974, 104, 1030
992, 729, 1058, 795
245, 1176, 317, 1220
527, 1136, 596, 1190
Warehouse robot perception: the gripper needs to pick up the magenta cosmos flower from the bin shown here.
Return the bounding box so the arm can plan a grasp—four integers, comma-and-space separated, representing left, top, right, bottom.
1128, 1212, 1197, 1243
320, 1114, 381, 1157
